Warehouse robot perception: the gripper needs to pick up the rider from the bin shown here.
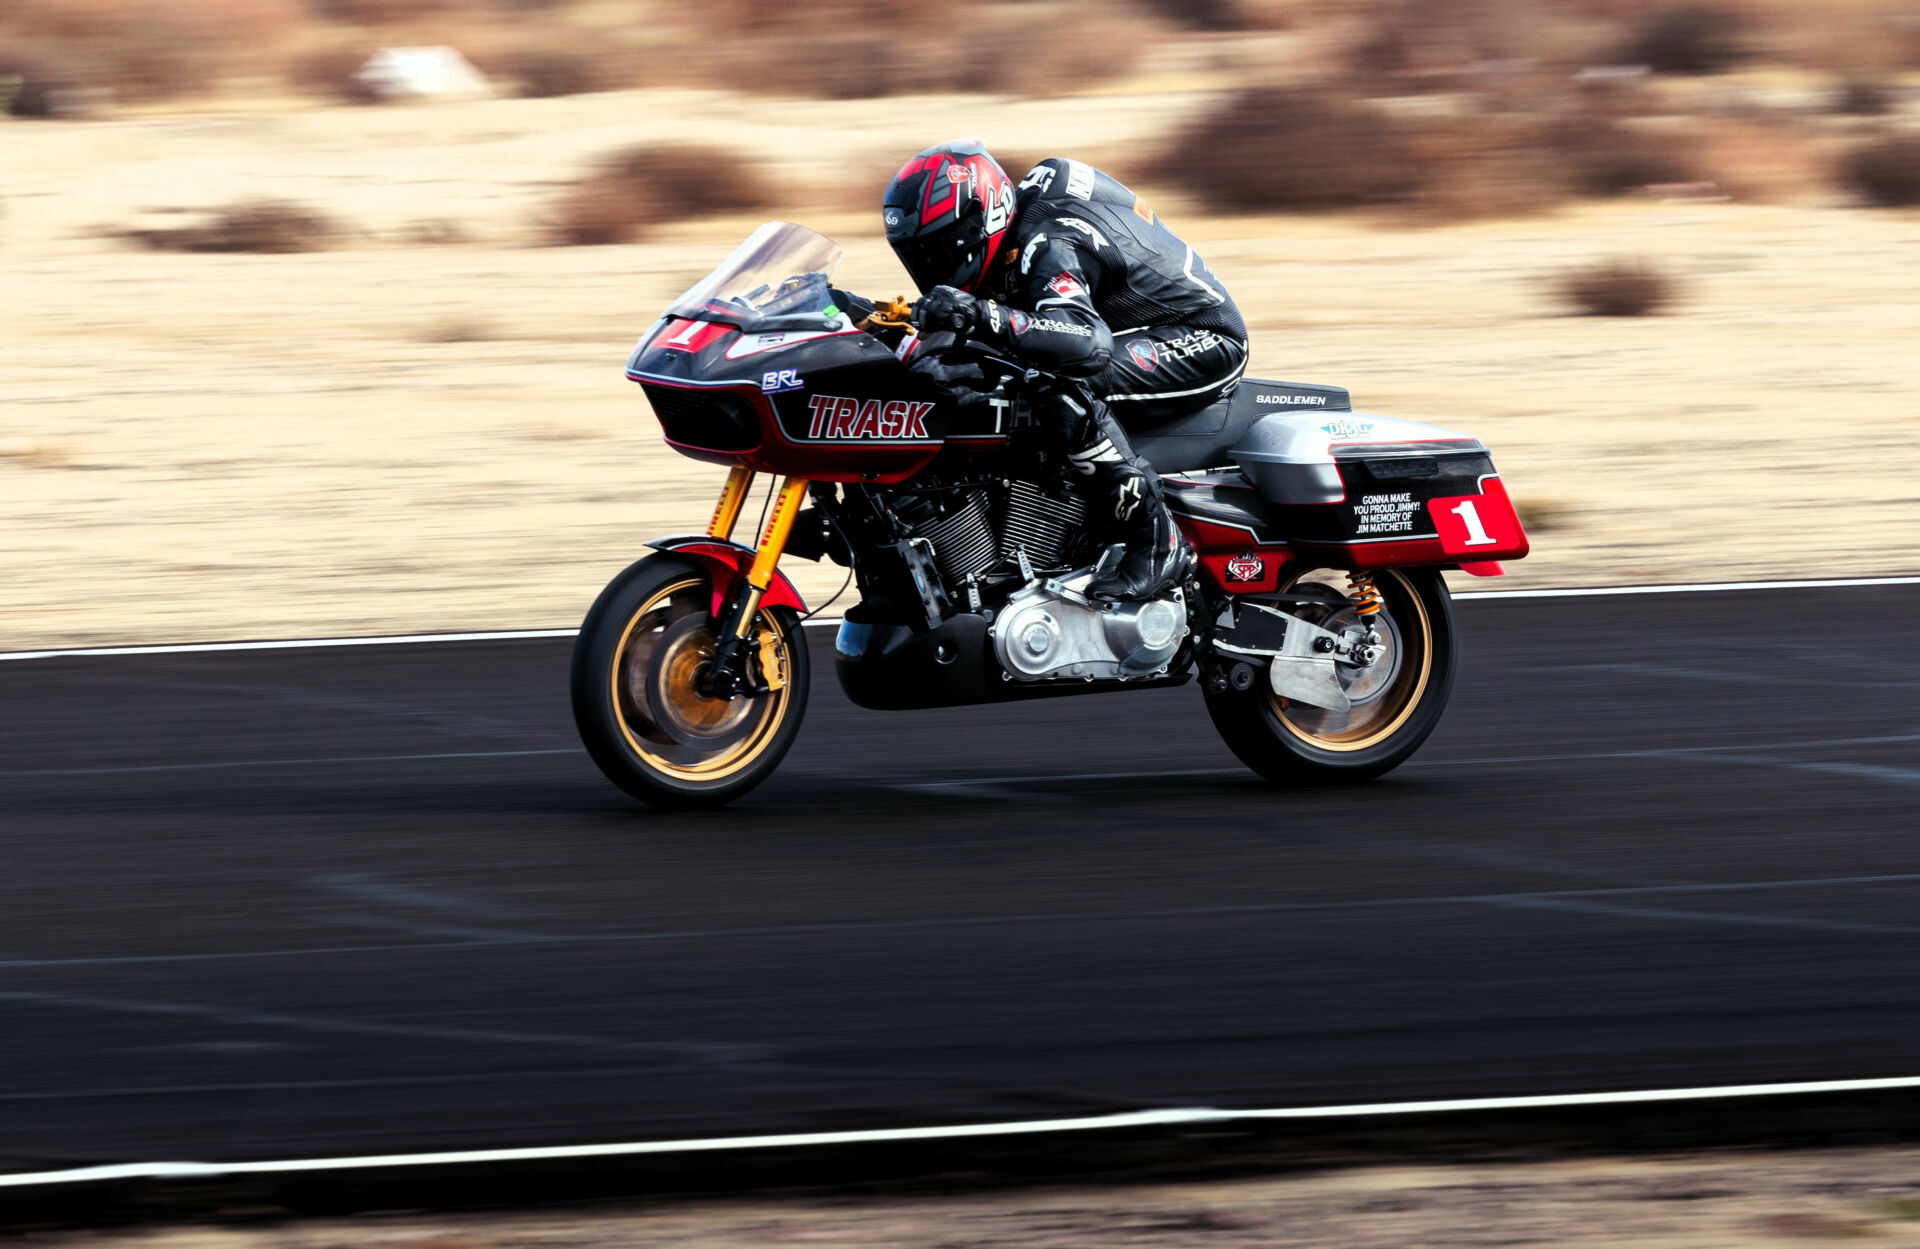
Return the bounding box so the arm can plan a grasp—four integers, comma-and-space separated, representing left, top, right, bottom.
870, 139, 1249, 602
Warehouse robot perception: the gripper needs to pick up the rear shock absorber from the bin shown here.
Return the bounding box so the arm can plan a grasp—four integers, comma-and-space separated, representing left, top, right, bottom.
1348, 571, 1384, 616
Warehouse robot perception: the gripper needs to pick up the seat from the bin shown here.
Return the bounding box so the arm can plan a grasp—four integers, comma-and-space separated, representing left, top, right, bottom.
1130, 379, 1351, 475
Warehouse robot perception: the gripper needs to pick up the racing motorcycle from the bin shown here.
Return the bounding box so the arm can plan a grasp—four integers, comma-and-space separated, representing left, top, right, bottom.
572, 223, 1529, 807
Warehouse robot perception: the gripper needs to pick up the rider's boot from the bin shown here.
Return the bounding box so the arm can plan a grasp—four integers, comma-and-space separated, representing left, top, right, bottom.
1062, 397, 1190, 603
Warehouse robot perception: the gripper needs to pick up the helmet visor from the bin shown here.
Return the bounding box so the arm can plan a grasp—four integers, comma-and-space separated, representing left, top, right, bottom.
891, 226, 985, 295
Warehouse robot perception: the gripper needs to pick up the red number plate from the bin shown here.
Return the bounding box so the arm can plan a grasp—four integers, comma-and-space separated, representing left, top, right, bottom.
1428, 477, 1529, 560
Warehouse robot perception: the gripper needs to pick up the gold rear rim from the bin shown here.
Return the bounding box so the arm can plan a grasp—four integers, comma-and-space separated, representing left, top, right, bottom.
1271, 568, 1433, 753
609, 576, 795, 783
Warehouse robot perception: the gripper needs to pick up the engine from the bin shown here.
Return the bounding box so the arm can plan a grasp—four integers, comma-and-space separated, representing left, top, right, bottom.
993, 577, 1186, 682
833, 473, 1193, 708
891, 476, 1187, 683
896, 478, 1095, 587
997, 479, 1092, 572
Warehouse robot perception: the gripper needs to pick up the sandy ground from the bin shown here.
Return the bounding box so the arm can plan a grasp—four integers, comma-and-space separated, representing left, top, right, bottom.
4, 88, 1919, 649
21, 1148, 1920, 1247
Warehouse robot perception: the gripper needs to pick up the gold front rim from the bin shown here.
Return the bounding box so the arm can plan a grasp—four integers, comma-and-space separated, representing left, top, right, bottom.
609, 576, 794, 782
1272, 568, 1433, 754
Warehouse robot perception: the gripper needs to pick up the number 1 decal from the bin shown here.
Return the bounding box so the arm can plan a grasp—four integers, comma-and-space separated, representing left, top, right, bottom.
1431, 482, 1526, 560
1451, 499, 1498, 546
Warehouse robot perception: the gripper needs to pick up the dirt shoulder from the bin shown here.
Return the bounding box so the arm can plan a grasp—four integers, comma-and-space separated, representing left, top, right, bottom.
4, 90, 1918, 649
18, 1147, 1920, 1247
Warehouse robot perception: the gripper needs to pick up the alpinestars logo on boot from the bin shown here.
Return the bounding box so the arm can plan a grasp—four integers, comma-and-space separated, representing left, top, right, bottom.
805, 395, 935, 441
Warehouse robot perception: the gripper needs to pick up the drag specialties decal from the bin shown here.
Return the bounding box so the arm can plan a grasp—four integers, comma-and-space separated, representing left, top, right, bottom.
1225, 552, 1265, 582
1321, 417, 1375, 437
804, 395, 935, 441
761, 368, 804, 393
1127, 339, 1159, 373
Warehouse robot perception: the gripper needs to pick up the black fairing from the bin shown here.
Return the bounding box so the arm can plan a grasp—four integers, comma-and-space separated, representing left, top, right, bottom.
643, 385, 760, 453
1131, 379, 1350, 475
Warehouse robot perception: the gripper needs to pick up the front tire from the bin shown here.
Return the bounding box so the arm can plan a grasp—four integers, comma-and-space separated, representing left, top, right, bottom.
571, 554, 810, 809
1204, 566, 1456, 784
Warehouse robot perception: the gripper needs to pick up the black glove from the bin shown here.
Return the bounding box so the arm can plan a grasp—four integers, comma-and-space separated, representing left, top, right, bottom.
912, 284, 983, 334
828, 286, 875, 324
908, 354, 988, 390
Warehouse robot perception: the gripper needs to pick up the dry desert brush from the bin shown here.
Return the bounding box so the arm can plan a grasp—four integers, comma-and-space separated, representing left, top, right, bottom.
1557, 258, 1676, 317
1144, 87, 1433, 213
1841, 135, 1920, 207
1617, 4, 1749, 74
125, 199, 337, 253
670, 0, 1144, 99
550, 143, 773, 246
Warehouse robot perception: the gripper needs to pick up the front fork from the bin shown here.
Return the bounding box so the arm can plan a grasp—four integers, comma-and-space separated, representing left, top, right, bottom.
704, 468, 810, 699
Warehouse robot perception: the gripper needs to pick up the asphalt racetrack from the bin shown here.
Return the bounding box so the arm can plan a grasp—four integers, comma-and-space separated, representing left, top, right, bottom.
3, 581, 1918, 1173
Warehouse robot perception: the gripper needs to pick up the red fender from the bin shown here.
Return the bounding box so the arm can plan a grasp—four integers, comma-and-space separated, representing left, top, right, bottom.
646, 535, 809, 618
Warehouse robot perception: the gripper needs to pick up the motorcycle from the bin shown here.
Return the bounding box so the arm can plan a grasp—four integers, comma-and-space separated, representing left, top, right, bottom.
572, 222, 1529, 807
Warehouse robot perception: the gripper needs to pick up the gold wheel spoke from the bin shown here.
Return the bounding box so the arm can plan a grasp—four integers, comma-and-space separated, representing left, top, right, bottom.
610, 576, 794, 782
1271, 568, 1433, 753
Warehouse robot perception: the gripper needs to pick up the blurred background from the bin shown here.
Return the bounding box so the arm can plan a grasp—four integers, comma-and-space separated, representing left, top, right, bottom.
4, 0, 1918, 648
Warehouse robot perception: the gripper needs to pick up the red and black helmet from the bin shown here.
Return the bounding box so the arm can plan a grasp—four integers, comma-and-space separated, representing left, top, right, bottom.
882, 140, 1016, 295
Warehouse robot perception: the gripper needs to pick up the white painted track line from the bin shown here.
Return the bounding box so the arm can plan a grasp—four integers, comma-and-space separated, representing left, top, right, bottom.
1, 576, 1915, 663
0, 629, 579, 663
1451, 574, 1920, 601
5, 1075, 1920, 1188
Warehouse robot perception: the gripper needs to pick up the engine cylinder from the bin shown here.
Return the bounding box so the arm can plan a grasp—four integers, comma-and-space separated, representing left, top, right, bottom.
999, 480, 1092, 571
915, 488, 997, 586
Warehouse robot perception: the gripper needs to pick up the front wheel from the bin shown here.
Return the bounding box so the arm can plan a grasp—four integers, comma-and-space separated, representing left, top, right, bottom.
1203, 566, 1456, 784
571, 554, 810, 809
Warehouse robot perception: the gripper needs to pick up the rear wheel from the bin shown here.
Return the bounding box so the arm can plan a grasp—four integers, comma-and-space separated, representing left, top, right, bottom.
571, 554, 809, 809
1203, 566, 1456, 783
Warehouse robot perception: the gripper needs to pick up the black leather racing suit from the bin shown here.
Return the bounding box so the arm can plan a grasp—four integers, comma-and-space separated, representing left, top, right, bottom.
951, 158, 1249, 598
968, 157, 1249, 423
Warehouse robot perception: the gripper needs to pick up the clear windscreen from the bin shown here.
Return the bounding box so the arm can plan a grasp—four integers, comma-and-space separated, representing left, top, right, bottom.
664, 222, 846, 332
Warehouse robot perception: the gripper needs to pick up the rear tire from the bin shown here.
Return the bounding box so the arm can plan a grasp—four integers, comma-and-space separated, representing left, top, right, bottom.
1203, 566, 1456, 784
571, 554, 810, 809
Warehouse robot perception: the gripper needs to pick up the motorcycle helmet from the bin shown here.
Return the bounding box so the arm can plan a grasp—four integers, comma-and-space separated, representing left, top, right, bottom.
882, 140, 1016, 295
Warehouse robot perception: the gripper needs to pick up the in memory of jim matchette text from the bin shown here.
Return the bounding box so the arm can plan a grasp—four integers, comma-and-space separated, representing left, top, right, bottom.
1354, 492, 1419, 535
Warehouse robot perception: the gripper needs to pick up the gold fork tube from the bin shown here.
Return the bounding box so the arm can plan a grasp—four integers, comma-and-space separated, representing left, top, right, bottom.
730, 476, 809, 639
748, 476, 810, 591
707, 466, 756, 541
